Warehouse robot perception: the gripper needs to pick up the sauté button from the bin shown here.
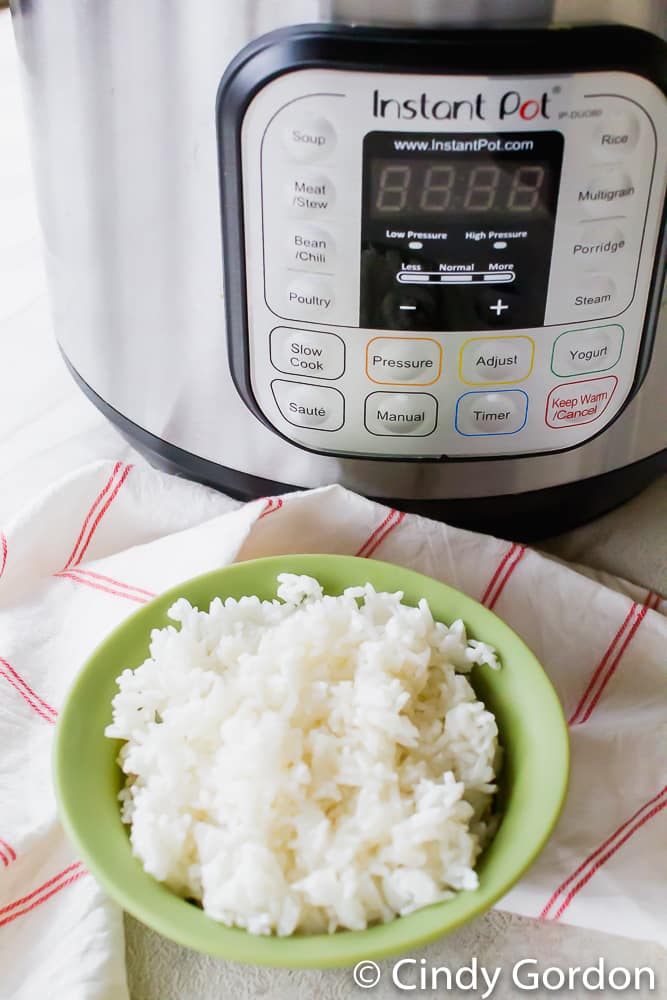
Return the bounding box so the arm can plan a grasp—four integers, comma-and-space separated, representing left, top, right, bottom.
455, 390, 528, 436
286, 277, 334, 317
551, 325, 623, 376
545, 376, 617, 427
270, 327, 345, 379
577, 167, 635, 219
282, 115, 336, 162
365, 392, 438, 436
271, 380, 344, 431
366, 337, 442, 385
286, 173, 336, 217
286, 225, 335, 272
460, 336, 534, 385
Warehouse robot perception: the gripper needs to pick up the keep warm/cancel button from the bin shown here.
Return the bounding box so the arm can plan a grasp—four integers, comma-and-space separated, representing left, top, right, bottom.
545, 376, 617, 428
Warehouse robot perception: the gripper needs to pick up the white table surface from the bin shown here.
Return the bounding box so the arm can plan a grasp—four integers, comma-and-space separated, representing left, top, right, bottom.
1, 12, 665, 999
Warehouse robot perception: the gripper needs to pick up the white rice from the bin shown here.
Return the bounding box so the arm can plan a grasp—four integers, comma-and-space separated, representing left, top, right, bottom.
106, 573, 501, 936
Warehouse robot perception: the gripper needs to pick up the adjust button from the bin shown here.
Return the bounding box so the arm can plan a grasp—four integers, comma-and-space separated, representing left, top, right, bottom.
551, 325, 623, 376
460, 336, 534, 385
282, 114, 336, 162
365, 392, 438, 436
270, 327, 344, 379
366, 337, 442, 385
455, 390, 528, 436
271, 380, 344, 431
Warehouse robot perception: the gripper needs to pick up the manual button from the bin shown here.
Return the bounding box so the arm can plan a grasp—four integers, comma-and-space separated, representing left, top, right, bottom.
271, 380, 344, 431
365, 392, 437, 436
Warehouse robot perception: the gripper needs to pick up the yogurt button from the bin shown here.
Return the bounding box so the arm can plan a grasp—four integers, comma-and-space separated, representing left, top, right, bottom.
455, 390, 528, 436
365, 392, 438, 436
551, 325, 623, 376
271, 380, 344, 431
282, 115, 336, 162
286, 277, 335, 318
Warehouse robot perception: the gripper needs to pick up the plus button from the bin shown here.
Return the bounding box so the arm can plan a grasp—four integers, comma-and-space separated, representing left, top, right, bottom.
489, 298, 509, 316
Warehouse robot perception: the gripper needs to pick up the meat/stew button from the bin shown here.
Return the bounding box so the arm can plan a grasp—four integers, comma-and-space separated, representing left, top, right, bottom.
545, 376, 617, 428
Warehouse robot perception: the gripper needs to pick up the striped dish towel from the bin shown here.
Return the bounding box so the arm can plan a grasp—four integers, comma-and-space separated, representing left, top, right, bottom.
0, 460, 664, 1000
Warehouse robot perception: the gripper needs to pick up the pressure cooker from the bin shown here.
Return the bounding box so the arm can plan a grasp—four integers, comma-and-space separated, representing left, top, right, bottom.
10, 0, 667, 538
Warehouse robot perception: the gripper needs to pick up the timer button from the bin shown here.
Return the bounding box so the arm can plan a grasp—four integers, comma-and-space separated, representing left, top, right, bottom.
577, 167, 635, 219
455, 390, 528, 436
286, 173, 336, 217
286, 224, 335, 273
282, 114, 336, 162
591, 108, 640, 159
271, 380, 344, 431
285, 277, 335, 319
365, 392, 438, 436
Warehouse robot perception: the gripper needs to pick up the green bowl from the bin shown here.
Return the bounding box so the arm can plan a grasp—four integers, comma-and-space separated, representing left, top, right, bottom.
54, 554, 569, 968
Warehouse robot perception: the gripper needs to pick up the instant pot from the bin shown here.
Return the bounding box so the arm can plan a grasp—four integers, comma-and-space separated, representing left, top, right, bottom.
10, 1, 667, 538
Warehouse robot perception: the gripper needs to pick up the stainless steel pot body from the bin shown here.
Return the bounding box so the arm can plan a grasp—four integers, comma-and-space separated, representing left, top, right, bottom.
10, 0, 667, 506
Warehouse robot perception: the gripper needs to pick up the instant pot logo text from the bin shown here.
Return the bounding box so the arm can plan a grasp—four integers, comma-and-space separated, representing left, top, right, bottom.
372, 89, 551, 122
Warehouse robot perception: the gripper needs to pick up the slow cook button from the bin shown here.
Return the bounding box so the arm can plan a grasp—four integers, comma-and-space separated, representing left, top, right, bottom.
286, 277, 334, 317
285, 173, 335, 217
270, 327, 345, 379
551, 325, 623, 376
576, 167, 635, 219
365, 392, 438, 436
286, 224, 335, 272
545, 376, 618, 428
459, 336, 534, 385
271, 380, 344, 431
455, 390, 528, 436
282, 114, 336, 162
366, 337, 442, 385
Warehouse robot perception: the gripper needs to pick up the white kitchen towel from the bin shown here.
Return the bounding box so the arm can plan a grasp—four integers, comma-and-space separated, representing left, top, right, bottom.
0, 460, 665, 1000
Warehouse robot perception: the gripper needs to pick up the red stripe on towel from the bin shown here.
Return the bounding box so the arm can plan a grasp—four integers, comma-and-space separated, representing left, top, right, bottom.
356, 509, 406, 559
0, 532, 7, 579
73, 464, 133, 567
0, 658, 57, 721
0, 839, 16, 863
485, 545, 526, 611
55, 571, 150, 605
259, 498, 283, 519
67, 568, 156, 599
63, 462, 123, 570
481, 543, 518, 605
540, 786, 667, 919
0, 865, 87, 928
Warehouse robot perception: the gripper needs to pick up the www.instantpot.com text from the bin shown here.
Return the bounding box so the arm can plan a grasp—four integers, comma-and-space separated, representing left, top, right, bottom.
393, 136, 535, 153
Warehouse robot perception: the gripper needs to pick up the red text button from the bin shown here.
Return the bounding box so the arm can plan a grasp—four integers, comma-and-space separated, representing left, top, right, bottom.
545, 376, 618, 428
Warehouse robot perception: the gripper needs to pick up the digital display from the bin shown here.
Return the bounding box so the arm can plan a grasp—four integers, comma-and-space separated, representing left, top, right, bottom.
369, 159, 554, 218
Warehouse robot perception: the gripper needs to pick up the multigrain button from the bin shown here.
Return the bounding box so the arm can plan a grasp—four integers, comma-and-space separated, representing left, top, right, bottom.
286, 173, 335, 217
366, 337, 442, 385
286, 277, 334, 318
551, 325, 623, 376
459, 336, 534, 385
286, 225, 335, 272
545, 376, 617, 428
577, 167, 635, 219
270, 327, 345, 379
365, 392, 438, 436
271, 380, 344, 431
282, 114, 336, 162
455, 390, 528, 436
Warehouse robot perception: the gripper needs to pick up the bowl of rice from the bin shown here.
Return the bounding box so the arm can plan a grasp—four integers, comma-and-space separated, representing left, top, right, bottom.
54, 554, 569, 968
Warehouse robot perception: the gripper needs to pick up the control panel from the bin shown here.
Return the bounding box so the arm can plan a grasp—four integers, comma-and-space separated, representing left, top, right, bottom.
231, 61, 667, 459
